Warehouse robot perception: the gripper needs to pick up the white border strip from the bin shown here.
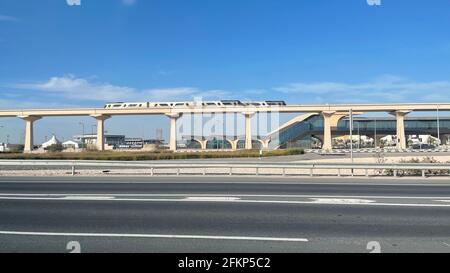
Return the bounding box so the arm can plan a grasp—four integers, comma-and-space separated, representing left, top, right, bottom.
1, 196, 450, 207
0, 230, 308, 242
0, 193, 449, 200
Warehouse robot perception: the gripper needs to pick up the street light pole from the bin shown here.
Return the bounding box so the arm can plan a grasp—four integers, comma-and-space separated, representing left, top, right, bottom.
374, 118, 377, 148
79, 122, 85, 136
437, 106, 440, 146
357, 121, 360, 149
0, 125, 4, 146
349, 109, 354, 176
349, 109, 353, 163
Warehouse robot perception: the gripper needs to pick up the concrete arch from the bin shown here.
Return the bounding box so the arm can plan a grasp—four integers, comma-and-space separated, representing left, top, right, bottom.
257, 139, 271, 149
234, 139, 262, 150
206, 138, 231, 149
236, 140, 246, 150
192, 139, 208, 150
227, 139, 239, 151
251, 140, 262, 150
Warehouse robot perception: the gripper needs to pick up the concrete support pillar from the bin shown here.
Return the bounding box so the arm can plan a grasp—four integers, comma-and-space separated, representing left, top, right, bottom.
19, 115, 42, 153
321, 111, 349, 151
228, 139, 239, 151
391, 110, 411, 150
198, 139, 208, 150
321, 111, 335, 151
91, 115, 111, 151
244, 112, 254, 150
259, 139, 271, 150
166, 113, 182, 151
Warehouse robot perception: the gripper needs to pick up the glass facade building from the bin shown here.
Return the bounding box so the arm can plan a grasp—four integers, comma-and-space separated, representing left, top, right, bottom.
269, 116, 450, 149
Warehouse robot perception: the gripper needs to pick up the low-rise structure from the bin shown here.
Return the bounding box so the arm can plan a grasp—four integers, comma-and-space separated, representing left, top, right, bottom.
332, 135, 374, 148
41, 135, 62, 149
73, 134, 125, 149
71, 134, 163, 151
0, 143, 9, 152
62, 140, 83, 149
408, 135, 440, 146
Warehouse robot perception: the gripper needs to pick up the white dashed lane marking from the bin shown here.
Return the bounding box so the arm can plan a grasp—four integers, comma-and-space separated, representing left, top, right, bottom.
0, 194, 450, 207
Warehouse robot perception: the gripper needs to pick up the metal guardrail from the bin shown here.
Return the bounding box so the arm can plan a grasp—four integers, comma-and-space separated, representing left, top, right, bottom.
1, 160, 450, 178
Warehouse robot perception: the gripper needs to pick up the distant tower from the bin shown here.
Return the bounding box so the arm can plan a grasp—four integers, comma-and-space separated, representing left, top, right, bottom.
155, 128, 163, 141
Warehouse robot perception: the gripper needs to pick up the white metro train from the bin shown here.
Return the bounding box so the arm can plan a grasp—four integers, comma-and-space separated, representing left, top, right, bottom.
104, 100, 286, 109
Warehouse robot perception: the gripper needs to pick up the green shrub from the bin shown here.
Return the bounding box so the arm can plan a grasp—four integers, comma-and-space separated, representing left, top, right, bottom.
45, 144, 64, 153
384, 156, 450, 176
0, 148, 304, 161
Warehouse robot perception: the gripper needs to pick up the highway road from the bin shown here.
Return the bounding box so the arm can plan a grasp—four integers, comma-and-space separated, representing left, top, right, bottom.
0, 176, 450, 253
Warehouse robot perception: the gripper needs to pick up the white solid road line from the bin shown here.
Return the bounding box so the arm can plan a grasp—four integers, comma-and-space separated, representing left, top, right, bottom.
1, 195, 450, 207
61, 196, 115, 200
1, 193, 450, 200
184, 196, 241, 201
0, 230, 308, 242
310, 198, 375, 204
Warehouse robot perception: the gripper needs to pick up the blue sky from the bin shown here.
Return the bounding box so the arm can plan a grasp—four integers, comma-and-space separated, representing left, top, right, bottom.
1, 0, 450, 143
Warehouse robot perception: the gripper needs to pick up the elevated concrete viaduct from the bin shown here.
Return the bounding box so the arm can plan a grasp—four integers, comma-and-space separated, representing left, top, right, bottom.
1, 103, 449, 153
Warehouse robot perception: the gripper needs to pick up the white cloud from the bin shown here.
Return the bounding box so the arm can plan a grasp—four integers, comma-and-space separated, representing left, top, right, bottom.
12, 75, 231, 103
14, 75, 136, 101
0, 15, 19, 22
12, 74, 450, 106
0, 98, 78, 109
274, 75, 450, 103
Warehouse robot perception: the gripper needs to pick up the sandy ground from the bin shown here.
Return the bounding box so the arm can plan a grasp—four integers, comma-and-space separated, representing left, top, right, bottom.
0, 166, 447, 178
294, 155, 450, 164
0, 154, 449, 177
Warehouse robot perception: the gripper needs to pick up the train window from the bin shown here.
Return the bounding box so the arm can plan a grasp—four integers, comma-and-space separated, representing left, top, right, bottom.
221, 100, 243, 106
266, 101, 286, 106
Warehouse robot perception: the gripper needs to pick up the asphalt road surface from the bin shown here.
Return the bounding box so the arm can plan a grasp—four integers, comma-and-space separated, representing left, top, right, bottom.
0, 176, 450, 253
